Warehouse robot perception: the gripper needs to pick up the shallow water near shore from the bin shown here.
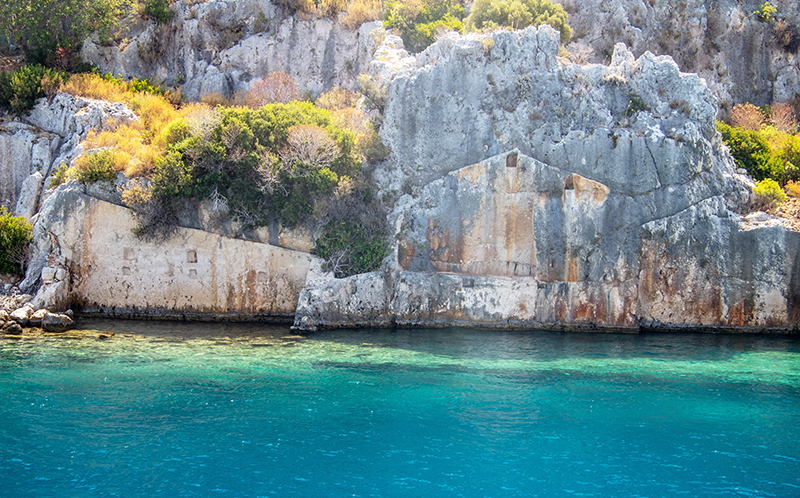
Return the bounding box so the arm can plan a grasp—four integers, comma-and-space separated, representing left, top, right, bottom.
2, 320, 800, 497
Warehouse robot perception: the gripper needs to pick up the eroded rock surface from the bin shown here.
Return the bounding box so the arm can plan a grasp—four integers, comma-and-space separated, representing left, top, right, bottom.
294, 27, 800, 332
81, 0, 383, 99
564, 0, 800, 110
0, 93, 137, 215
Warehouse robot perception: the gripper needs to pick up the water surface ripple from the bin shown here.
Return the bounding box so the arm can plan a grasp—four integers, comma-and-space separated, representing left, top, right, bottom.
1, 321, 799, 497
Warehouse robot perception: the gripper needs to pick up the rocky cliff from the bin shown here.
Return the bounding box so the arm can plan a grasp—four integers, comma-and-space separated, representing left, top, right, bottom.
294, 26, 800, 332
79, 0, 800, 112
81, 0, 382, 99
564, 0, 800, 110
3, 21, 800, 332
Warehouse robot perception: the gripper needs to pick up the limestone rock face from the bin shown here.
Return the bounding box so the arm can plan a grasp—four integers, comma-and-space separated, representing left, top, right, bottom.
0, 122, 58, 212
376, 27, 746, 204
0, 93, 137, 216
294, 26, 800, 332
15, 171, 44, 220
563, 0, 800, 110
639, 197, 800, 327
24, 182, 313, 319
27, 93, 138, 181
81, 0, 383, 99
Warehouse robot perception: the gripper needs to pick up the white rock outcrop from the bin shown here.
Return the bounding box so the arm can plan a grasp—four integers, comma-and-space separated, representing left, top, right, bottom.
294, 26, 800, 332
0, 121, 58, 212
0, 93, 138, 216
564, 0, 800, 110
81, 0, 384, 99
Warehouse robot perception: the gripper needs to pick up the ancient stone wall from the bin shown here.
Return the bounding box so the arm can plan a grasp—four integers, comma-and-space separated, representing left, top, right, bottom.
25, 183, 311, 319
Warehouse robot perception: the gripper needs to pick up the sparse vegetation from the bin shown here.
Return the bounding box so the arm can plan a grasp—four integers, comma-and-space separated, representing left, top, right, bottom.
74, 150, 119, 184
625, 94, 648, 118
774, 21, 800, 53
316, 86, 360, 110
730, 103, 766, 131
718, 122, 782, 182
755, 2, 777, 23
383, 0, 466, 53
465, 0, 572, 45
719, 101, 800, 208
141, 0, 175, 24
0, 207, 33, 276
273, 0, 382, 27
0, 65, 66, 115
0, 0, 133, 67
753, 178, 786, 207
312, 181, 388, 277
343, 0, 383, 29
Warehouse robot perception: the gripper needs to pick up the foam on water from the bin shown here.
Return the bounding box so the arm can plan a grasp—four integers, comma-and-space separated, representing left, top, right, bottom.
1, 321, 799, 497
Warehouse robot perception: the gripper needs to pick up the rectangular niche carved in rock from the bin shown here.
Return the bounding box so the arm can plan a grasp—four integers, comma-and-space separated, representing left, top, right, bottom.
506, 152, 518, 168
123, 248, 135, 261
187, 250, 197, 264
122, 267, 131, 276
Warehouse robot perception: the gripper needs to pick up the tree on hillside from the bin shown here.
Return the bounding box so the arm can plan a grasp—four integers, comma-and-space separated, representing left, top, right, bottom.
383, 0, 466, 53
465, 0, 572, 44
0, 0, 133, 64
245, 72, 302, 108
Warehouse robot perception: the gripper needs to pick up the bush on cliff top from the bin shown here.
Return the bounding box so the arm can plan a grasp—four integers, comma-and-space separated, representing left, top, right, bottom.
149, 102, 360, 228
753, 178, 786, 207
141, 0, 175, 25
0, 207, 32, 276
0, 65, 65, 115
274, 0, 382, 27
465, 0, 572, 45
719, 101, 800, 199
0, 0, 133, 68
383, 0, 466, 53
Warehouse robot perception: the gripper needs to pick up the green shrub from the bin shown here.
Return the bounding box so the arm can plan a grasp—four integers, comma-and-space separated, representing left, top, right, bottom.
626, 94, 648, 118
313, 220, 388, 277
141, 0, 174, 24
144, 101, 361, 233
0, 207, 33, 276
75, 150, 118, 184
312, 183, 388, 277
779, 135, 800, 182
718, 122, 784, 182
753, 178, 786, 205
755, 2, 777, 23
0, 65, 66, 115
0, 0, 133, 64
151, 151, 194, 199
383, 0, 465, 53
161, 118, 192, 148
48, 163, 71, 189
465, 0, 572, 44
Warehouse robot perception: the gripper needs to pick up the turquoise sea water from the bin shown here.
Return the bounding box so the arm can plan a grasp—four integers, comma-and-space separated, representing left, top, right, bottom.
1, 321, 800, 497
